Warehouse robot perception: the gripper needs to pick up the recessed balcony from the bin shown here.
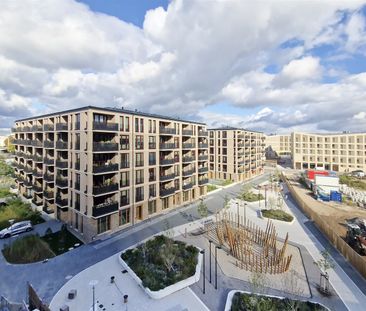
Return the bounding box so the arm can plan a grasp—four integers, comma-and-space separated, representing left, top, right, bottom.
56, 196, 68, 207
182, 169, 195, 177
56, 141, 68, 150
43, 124, 54, 131
44, 157, 54, 165
198, 167, 208, 173
198, 178, 208, 185
198, 143, 208, 149
160, 172, 176, 182
44, 140, 54, 148
92, 183, 119, 196
159, 143, 177, 150
159, 127, 176, 135
32, 170, 43, 178
160, 187, 176, 197
56, 123, 68, 131
182, 143, 195, 149
56, 178, 68, 188
32, 184, 43, 193
183, 183, 193, 190
198, 155, 208, 161
93, 142, 118, 152
56, 159, 68, 169
31, 125, 43, 132
92, 201, 118, 217
198, 130, 208, 137
93, 163, 119, 174
32, 155, 43, 162
182, 129, 193, 136
182, 156, 194, 163
160, 158, 175, 165
31, 198, 43, 206
93, 122, 118, 131
43, 190, 54, 199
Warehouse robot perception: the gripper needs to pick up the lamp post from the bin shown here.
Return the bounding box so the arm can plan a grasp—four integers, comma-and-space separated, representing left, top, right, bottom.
209, 240, 212, 283
89, 280, 98, 311
265, 185, 267, 209
200, 250, 205, 294
215, 245, 221, 290
236, 202, 239, 227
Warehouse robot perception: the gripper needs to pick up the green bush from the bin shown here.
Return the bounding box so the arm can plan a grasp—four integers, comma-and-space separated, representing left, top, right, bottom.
262, 209, 294, 222
207, 184, 218, 192
339, 175, 366, 191
0, 188, 12, 199
221, 179, 233, 186
121, 235, 199, 291
239, 191, 264, 202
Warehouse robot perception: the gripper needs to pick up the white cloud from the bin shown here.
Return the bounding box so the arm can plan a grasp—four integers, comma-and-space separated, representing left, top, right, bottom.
353, 111, 366, 120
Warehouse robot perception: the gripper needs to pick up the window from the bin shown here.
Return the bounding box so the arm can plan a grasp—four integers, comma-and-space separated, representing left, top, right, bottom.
149, 136, 156, 149
94, 114, 107, 123
120, 135, 129, 150
149, 184, 156, 197
121, 190, 129, 206
148, 200, 156, 215
135, 118, 139, 132
120, 116, 124, 131
136, 169, 144, 184
119, 208, 130, 225
121, 153, 129, 168
149, 120, 152, 133
135, 153, 144, 167
140, 119, 144, 133
149, 168, 156, 182
121, 172, 129, 187
153, 120, 156, 133
97, 216, 110, 234
135, 136, 144, 149
136, 186, 144, 202
149, 152, 156, 165
125, 117, 129, 131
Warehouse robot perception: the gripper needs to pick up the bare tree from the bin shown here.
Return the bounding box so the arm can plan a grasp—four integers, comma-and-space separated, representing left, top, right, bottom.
314, 249, 335, 294
267, 196, 276, 210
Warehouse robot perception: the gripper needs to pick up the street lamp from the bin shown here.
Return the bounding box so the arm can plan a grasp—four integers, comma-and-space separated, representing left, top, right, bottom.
215, 245, 221, 290
264, 185, 267, 209
88, 280, 98, 311
200, 250, 205, 294
236, 202, 239, 227
209, 240, 212, 283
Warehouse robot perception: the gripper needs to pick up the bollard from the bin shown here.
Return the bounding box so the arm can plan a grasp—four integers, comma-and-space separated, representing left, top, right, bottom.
123, 294, 128, 303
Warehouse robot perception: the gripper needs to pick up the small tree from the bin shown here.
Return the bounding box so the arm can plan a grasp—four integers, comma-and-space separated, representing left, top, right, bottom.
248, 271, 267, 294
281, 269, 304, 310
197, 199, 208, 218
314, 249, 335, 294
267, 196, 276, 210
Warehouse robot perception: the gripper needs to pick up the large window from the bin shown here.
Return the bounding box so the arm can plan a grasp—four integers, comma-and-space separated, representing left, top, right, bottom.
119, 208, 130, 225
121, 172, 129, 187
121, 189, 129, 206
136, 169, 144, 184
149, 136, 156, 149
149, 152, 156, 165
136, 186, 144, 202
135, 153, 144, 167
135, 136, 144, 150
121, 153, 129, 168
94, 114, 107, 123
149, 183, 156, 197
120, 135, 129, 150
148, 200, 156, 215
97, 215, 110, 234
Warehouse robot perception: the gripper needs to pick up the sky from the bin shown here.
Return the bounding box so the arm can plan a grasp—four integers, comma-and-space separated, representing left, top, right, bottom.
0, 0, 366, 136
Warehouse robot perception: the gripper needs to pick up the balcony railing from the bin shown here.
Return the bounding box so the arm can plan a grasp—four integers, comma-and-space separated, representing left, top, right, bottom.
56, 197, 68, 207
198, 167, 208, 173
24, 167, 33, 174
198, 178, 209, 185
56, 141, 68, 149
198, 143, 208, 149
198, 155, 208, 161
198, 130, 208, 137
160, 173, 176, 181
56, 178, 68, 188
43, 190, 54, 199
160, 187, 176, 197
93, 163, 119, 174
24, 180, 32, 187
44, 157, 54, 165
182, 156, 194, 163
43, 124, 54, 131
32, 155, 43, 162
159, 127, 176, 135
32, 184, 43, 193
93, 122, 119, 131
159, 143, 177, 150
93, 142, 118, 152
183, 169, 195, 176
182, 129, 193, 136
56, 160, 68, 169
183, 183, 193, 190
92, 201, 118, 217
44, 140, 54, 148
160, 158, 175, 165
31, 198, 43, 206
182, 143, 195, 149
56, 123, 68, 131
44, 174, 54, 182
93, 183, 119, 195
32, 170, 43, 178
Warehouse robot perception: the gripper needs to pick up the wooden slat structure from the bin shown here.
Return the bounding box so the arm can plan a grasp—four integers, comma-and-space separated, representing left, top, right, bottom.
205, 211, 292, 274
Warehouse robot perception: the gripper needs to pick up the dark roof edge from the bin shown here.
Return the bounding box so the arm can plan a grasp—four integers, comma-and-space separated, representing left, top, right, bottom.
15, 105, 206, 125
208, 126, 263, 134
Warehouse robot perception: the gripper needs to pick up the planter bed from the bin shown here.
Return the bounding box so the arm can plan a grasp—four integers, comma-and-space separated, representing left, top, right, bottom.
261, 209, 294, 222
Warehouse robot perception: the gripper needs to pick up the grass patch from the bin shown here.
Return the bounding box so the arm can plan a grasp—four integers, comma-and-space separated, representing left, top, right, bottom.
231, 292, 327, 311
0, 158, 14, 177
2, 234, 55, 264
42, 225, 83, 255
239, 191, 264, 202
339, 175, 366, 191
220, 179, 233, 186
207, 184, 218, 192
0, 198, 44, 230
262, 209, 294, 222
121, 235, 199, 291
0, 188, 12, 199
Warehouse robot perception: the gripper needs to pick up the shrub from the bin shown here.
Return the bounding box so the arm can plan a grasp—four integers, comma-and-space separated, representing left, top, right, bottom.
207, 184, 217, 192
262, 209, 294, 222
239, 191, 264, 202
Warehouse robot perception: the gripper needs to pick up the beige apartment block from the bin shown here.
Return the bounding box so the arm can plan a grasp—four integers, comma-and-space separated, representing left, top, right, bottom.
208, 127, 265, 182
265, 134, 292, 158
12, 106, 209, 242
292, 132, 366, 172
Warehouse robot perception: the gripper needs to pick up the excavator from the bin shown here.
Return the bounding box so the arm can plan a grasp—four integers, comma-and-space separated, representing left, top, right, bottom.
346, 219, 366, 255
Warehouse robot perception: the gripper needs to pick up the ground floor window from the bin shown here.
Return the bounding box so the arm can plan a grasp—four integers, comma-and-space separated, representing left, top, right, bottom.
148, 200, 157, 215
183, 191, 189, 202
119, 208, 130, 225
97, 215, 110, 234
162, 197, 169, 209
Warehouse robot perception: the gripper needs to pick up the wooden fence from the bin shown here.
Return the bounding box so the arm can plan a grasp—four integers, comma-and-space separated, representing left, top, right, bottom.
284, 175, 366, 279
28, 283, 51, 311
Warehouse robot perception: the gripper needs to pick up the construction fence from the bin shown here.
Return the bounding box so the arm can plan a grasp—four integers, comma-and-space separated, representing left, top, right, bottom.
284, 175, 366, 279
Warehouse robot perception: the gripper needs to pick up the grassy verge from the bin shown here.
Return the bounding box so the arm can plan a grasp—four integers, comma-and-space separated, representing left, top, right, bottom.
262, 209, 294, 222
340, 175, 366, 191
0, 198, 44, 230
121, 235, 198, 291
0, 188, 12, 199
220, 179, 233, 186
207, 184, 218, 192
239, 192, 264, 202
231, 292, 327, 311
2, 235, 55, 264
42, 226, 83, 255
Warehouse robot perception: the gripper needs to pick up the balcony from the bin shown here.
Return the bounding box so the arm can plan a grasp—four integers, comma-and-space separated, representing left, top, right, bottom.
16, 177, 25, 184
93, 163, 119, 174
93, 122, 118, 131
182, 143, 195, 149
15, 152, 25, 158
44, 140, 54, 148
198, 167, 208, 173
24, 180, 32, 188
182, 129, 193, 136
198, 130, 208, 137
160, 158, 175, 165
198, 143, 208, 149
93, 183, 119, 195
32, 155, 43, 162
182, 169, 195, 176
31, 125, 43, 132
182, 156, 194, 163
93, 142, 118, 152
31, 198, 43, 206
23, 126, 31, 132
24, 167, 33, 174
159, 143, 177, 150
17, 164, 25, 171
160, 187, 176, 197
92, 201, 118, 217
159, 127, 176, 135
23, 193, 32, 199
198, 178, 209, 185
56, 141, 68, 150
56, 178, 68, 188
56, 159, 68, 169
32, 170, 43, 178
44, 157, 54, 165
43, 190, 54, 199
56, 196, 68, 207
32, 184, 43, 193
44, 174, 54, 182
198, 155, 208, 161
43, 124, 54, 131
160, 173, 176, 181
183, 183, 193, 190
56, 123, 68, 131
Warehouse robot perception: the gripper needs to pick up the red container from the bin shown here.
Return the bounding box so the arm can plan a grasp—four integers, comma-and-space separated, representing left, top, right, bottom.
306, 170, 329, 181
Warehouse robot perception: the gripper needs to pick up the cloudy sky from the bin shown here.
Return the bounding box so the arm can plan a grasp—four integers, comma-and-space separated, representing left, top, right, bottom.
0, 0, 366, 136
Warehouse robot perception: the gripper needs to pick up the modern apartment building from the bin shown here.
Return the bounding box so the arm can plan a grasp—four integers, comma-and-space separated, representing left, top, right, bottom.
265, 134, 292, 158
208, 127, 265, 182
12, 106, 209, 241
292, 132, 366, 172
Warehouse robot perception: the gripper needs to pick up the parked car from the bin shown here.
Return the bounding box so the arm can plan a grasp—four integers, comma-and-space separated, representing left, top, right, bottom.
0, 221, 33, 238
351, 170, 365, 178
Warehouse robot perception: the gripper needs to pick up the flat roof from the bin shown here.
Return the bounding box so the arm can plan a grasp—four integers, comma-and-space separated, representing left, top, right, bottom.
15, 105, 206, 125
293, 131, 366, 136
208, 126, 263, 134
